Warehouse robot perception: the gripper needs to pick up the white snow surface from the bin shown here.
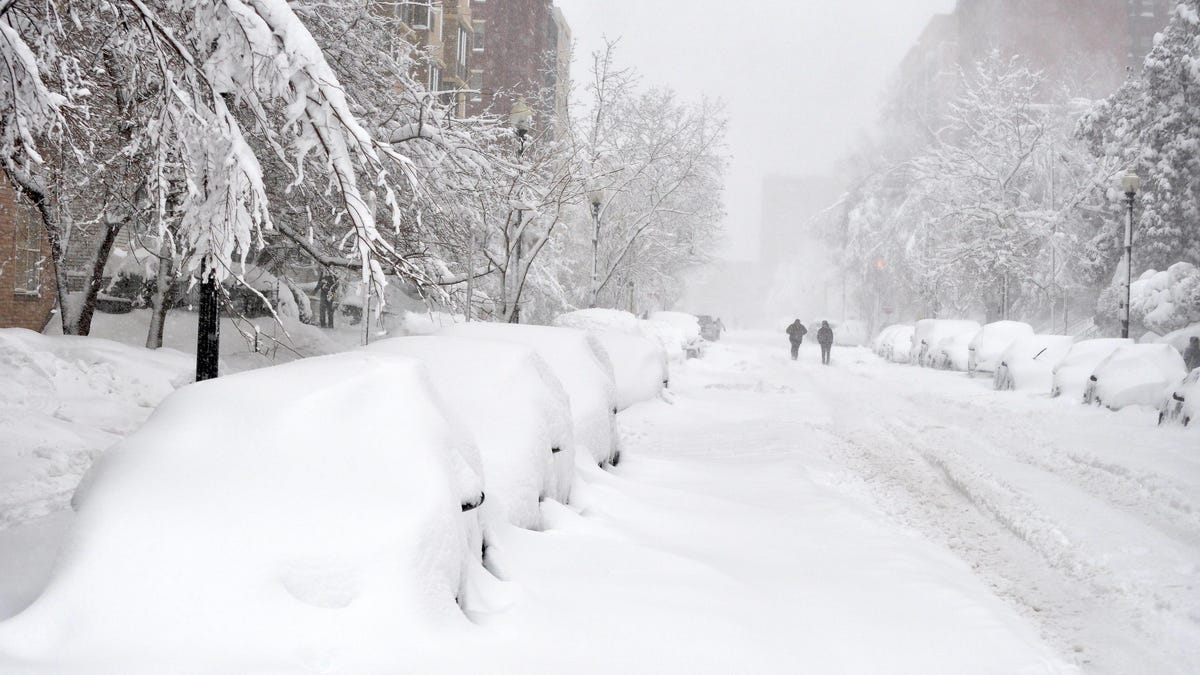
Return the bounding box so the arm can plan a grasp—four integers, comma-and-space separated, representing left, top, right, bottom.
437, 323, 620, 466
3, 331, 1198, 673
1051, 338, 1134, 400
1085, 343, 1187, 411
366, 336, 574, 527
552, 307, 642, 335
994, 334, 1076, 392
910, 319, 982, 366
968, 321, 1035, 374
0, 351, 485, 672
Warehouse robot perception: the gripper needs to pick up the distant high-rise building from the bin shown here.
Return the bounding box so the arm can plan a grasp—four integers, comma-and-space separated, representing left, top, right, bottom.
467, 0, 572, 134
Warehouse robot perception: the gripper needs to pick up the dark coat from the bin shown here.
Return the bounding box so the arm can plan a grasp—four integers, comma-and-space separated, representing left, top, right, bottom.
817, 325, 834, 346
786, 320, 808, 343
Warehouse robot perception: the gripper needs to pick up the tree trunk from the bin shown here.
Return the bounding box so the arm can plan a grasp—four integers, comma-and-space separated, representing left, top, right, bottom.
145, 240, 176, 349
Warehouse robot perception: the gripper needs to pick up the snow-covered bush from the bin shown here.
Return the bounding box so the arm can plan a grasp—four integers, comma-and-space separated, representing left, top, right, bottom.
1098, 263, 1200, 335
993, 335, 1076, 392
910, 320, 982, 367
1083, 343, 1187, 410
967, 321, 1034, 376
366, 337, 574, 526
874, 324, 915, 363
1159, 368, 1199, 428
0, 351, 484, 670
438, 323, 620, 466
1051, 338, 1134, 399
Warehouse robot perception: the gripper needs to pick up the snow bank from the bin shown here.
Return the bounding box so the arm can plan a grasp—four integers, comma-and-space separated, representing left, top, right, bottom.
366, 337, 574, 527
910, 319, 982, 367
0, 351, 485, 672
0, 329, 192, 529
438, 323, 620, 466
1084, 343, 1187, 411
993, 334, 1076, 392
874, 324, 915, 363
967, 321, 1034, 375
1051, 338, 1134, 400
554, 310, 669, 407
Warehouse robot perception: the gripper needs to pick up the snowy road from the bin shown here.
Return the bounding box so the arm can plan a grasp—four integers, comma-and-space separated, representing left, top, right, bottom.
2, 330, 1197, 673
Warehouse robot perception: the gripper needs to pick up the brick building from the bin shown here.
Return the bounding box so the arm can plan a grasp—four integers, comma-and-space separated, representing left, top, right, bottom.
0, 180, 55, 331
466, 0, 572, 133
393, 0, 475, 117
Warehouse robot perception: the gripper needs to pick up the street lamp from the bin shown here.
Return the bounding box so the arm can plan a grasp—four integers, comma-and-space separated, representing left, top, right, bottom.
508, 97, 533, 157
1120, 170, 1139, 339
587, 185, 606, 308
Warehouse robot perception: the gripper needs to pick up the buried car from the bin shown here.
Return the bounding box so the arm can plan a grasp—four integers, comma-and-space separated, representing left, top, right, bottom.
967, 321, 1034, 377
874, 324, 915, 363
554, 309, 671, 402
1159, 368, 1199, 427
910, 319, 982, 367
367, 336, 575, 526
993, 334, 1076, 392
1082, 343, 1187, 410
1051, 338, 1134, 399
439, 323, 621, 467
0, 351, 485, 672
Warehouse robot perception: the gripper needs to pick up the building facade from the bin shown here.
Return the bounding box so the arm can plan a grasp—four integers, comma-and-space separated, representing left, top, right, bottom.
466, 0, 571, 133
0, 180, 55, 331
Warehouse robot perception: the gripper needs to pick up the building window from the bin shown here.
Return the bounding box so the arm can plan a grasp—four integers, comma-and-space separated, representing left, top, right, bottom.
428, 64, 441, 94
13, 206, 43, 295
472, 20, 486, 52
399, 1, 432, 29
469, 70, 483, 102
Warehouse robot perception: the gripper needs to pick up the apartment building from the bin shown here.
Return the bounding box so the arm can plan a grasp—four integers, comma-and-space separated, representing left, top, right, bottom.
0, 180, 55, 331
393, 0, 475, 117
467, 0, 572, 133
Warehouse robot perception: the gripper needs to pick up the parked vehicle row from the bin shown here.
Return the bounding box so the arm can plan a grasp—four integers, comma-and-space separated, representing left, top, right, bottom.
876, 319, 1198, 428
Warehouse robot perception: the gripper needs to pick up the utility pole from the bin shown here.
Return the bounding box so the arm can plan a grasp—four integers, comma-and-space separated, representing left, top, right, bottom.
1120, 171, 1140, 338
195, 261, 220, 381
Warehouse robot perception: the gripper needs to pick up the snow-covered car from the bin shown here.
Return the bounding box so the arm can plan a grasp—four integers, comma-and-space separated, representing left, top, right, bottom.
1051, 338, 1134, 399
993, 334, 1075, 391
367, 336, 575, 525
1158, 323, 1200, 355
874, 324, 915, 363
554, 309, 671, 396
1159, 368, 1199, 427
967, 321, 1034, 376
649, 311, 705, 358
910, 319, 982, 367
1082, 343, 1187, 410
933, 332, 976, 371
0, 351, 485, 670
438, 322, 621, 466
697, 315, 726, 341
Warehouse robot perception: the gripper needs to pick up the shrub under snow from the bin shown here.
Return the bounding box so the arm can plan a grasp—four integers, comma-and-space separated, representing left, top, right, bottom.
0, 351, 485, 672
367, 336, 575, 527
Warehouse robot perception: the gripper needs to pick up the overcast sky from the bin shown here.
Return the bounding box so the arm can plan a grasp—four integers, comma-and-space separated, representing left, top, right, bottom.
553, 0, 957, 260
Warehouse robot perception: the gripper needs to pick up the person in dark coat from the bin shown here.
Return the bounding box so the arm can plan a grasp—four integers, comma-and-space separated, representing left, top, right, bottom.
785, 319, 807, 360
317, 269, 338, 328
1185, 335, 1200, 372
817, 320, 834, 365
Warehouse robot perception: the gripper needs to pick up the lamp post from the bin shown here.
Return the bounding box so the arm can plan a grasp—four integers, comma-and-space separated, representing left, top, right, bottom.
1120, 171, 1139, 339
195, 259, 220, 381
507, 98, 534, 322
588, 185, 606, 308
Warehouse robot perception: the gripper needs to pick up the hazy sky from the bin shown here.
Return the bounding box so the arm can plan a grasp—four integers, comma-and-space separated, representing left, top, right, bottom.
553, 0, 957, 260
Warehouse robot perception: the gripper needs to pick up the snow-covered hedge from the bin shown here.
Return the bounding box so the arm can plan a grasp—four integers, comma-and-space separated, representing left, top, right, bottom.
438, 323, 621, 466
367, 337, 574, 527
910, 320, 981, 367
1099, 262, 1200, 335
1051, 338, 1134, 400
0, 351, 485, 670
1083, 343, 1187, 410
993, 335, 1075, 392
967, 321, 1034, 376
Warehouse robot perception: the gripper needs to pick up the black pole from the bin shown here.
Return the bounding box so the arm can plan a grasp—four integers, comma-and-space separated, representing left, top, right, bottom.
1122, 191, 1134, 339
196, 264, 220, 381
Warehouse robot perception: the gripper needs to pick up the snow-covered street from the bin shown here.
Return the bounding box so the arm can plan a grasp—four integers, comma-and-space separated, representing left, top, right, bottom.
4, 329, 1195, 672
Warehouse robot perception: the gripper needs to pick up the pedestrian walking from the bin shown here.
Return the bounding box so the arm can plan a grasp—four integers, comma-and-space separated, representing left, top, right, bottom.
1184, 335, 1200, 371
785, 319, 807, 361
317, 269, 338, 328
817, 320, 834, 365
